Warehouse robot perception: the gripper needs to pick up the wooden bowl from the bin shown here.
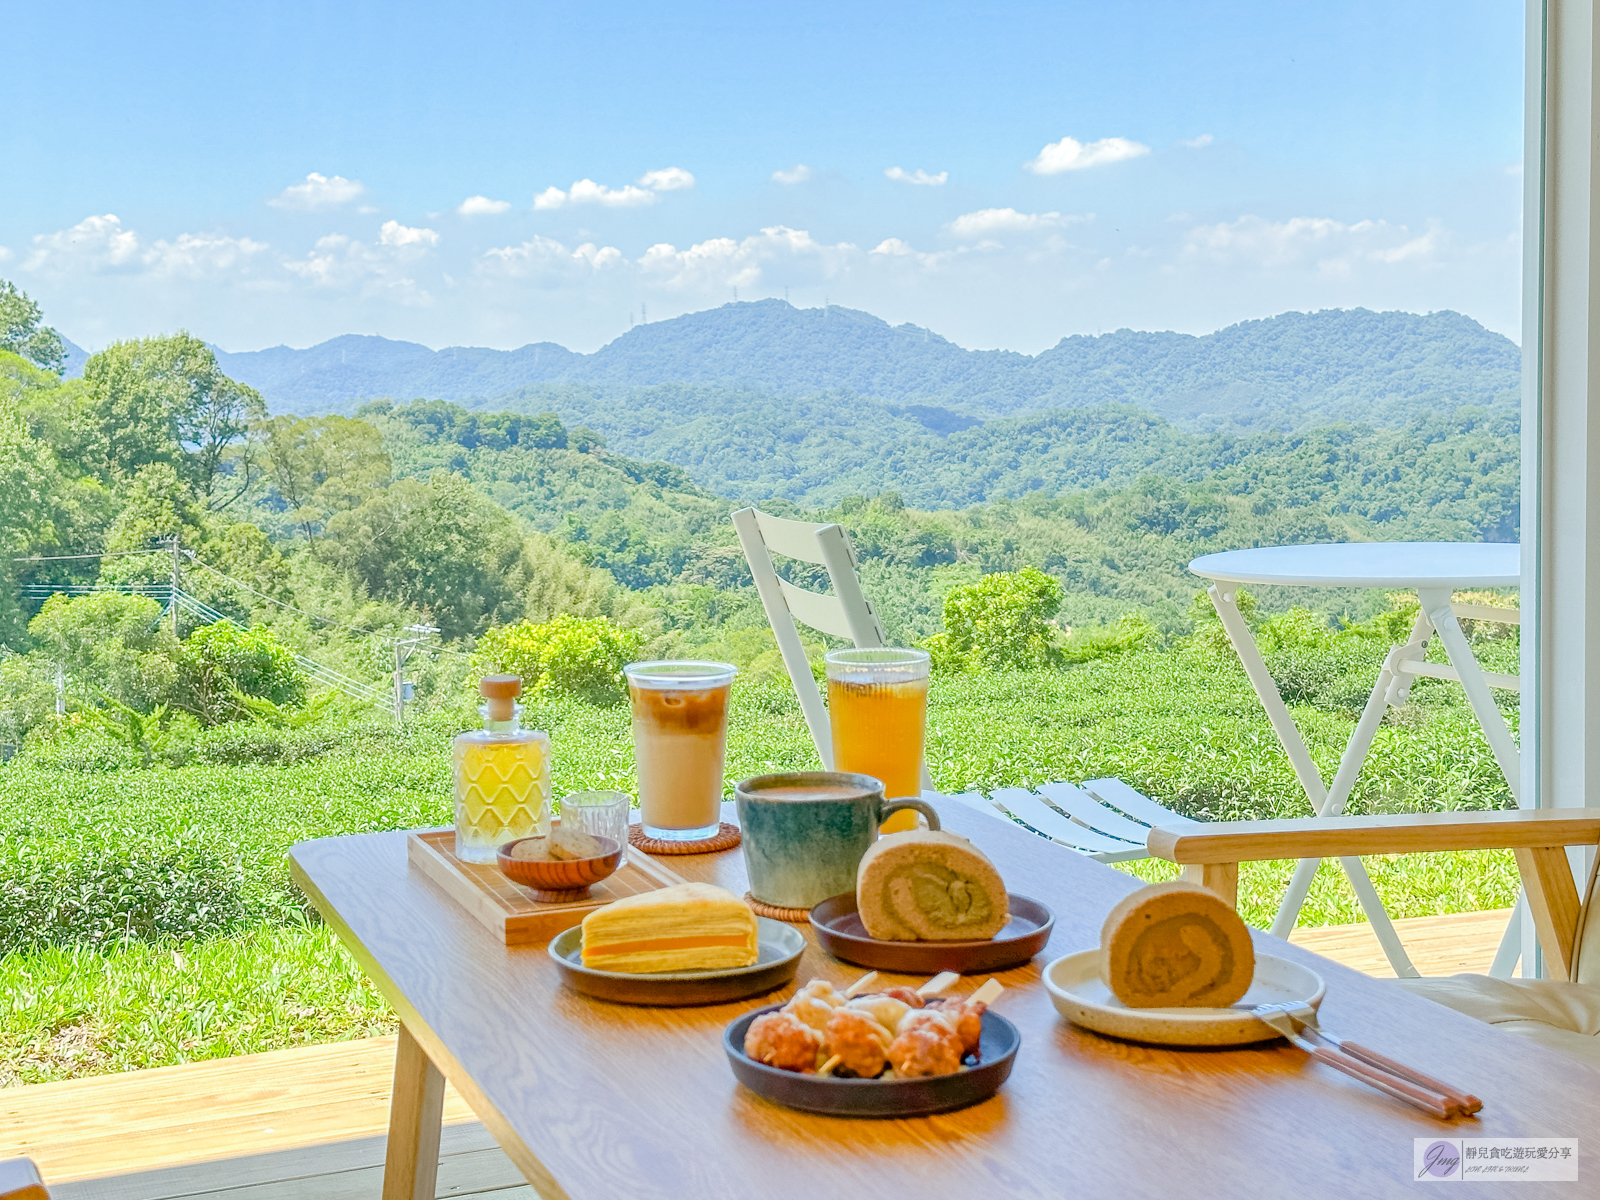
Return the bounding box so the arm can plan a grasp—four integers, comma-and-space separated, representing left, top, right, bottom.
496, 834, 623, 902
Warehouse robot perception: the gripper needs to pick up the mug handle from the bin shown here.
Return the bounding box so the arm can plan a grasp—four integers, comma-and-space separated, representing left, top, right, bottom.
878, 797, 940, 832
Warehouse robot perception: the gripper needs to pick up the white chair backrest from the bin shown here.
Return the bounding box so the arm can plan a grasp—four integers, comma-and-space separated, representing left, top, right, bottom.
732, 507, 933, 791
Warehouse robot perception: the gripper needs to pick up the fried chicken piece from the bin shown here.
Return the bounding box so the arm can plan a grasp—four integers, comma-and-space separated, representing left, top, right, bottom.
744, 1011, 822, 1072
878, 985, 924, 1008
888, 1022, 964, 1078
923, 997, 986, 1059
784, 994, 836, 1033
844, 994, 911, 1033
823, 1008, 890, 1078
796, 979, 846, 1007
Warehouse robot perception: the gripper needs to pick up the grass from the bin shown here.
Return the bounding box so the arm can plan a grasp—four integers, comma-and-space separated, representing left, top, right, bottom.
0, 647, 1520, 1084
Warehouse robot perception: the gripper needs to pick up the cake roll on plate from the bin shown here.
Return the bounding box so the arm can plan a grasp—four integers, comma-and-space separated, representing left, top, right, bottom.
581, 882, 759, 973
856, 830, 1010, 942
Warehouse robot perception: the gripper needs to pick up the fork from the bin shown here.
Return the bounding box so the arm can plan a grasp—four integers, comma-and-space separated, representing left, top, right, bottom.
1251, 1002, 1473, 1119
1276, 1001, 1483, 1115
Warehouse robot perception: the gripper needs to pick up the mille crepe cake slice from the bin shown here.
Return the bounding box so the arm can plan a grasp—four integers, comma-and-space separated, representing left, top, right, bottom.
581, 882, 759, 973
855, 830, 1009, 942
1099, 880, 1255, 1008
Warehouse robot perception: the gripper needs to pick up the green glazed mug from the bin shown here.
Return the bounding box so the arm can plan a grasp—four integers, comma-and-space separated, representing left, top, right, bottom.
735, 771, 940, 909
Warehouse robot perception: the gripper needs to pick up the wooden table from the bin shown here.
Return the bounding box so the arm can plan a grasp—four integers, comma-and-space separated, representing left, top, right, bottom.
290, 800, 1595, 1200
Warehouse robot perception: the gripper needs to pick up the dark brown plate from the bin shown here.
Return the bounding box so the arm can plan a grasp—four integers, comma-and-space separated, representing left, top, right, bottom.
547, 918, 804, 1006
809, 892, 1054, 974
724, 1005, 1020, 1117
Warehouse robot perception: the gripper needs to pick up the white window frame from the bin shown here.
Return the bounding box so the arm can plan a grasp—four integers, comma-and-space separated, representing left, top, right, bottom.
1522, 0, 1600, 978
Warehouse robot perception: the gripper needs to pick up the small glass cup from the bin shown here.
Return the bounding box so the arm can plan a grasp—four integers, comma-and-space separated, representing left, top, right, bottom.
623, 660, 738, 841
825, 648, 931, 833
559, 790, 631, 852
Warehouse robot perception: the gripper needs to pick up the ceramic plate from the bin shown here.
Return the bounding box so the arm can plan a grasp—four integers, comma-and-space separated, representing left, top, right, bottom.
548, 917, 804, 1006
809, 892, 1054, 974
724, 1005, 1020, 1117
1043, 949, 1326, 1046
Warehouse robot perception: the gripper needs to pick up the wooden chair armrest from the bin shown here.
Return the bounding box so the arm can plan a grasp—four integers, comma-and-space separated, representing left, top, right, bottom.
1147, 807, 1600, 865
0, 1157, 48, 1199
1148, 807, 1600, 983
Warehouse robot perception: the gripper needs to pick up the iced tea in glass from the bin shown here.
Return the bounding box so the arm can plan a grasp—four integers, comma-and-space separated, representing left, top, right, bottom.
624, 660, 738, 841
825, 648, 930, 833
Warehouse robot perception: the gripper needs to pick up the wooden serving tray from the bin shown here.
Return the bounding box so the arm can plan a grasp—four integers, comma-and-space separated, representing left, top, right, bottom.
407, 829, 688, 945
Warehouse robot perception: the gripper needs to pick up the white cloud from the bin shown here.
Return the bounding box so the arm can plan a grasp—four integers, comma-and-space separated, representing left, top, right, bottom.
533, 180, 656, 209
145, 232, 270, 278
23, 214, 269, 279
637, 167, 695, 192
24, 214, 144, 272
871, 238, 917, 256
457, 195, 511, 216
0, 246, 11, 262
480, 234, 625, 278
772, 164, 812, 185
945, 208, 1082, 238
529, 168, 693, 211
379, 220, 440, 248
884, 167, 948, 186
638, 225, 857, 289
1181, 214, 1445, 274
268, 172, 367, 210
283, 228, 435, 303
572, 242, 624, 268
1181, 134, 1214, 149
1025, 135, 1150, 174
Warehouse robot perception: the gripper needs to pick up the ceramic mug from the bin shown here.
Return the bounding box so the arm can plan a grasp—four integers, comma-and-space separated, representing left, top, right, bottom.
735, 771, 940, 909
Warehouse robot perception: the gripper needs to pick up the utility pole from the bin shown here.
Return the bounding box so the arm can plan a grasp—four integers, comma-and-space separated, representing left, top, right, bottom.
55, 664, 65, 716
392, 623, 440, 726
641, 302, 647, 324
170, 536, 181, 637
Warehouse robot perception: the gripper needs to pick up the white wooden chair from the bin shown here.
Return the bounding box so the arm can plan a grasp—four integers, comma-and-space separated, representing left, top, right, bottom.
732, 506, 1200, 863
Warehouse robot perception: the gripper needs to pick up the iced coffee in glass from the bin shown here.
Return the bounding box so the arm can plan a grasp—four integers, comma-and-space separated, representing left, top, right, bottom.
624, 660, 738, 841
825, 648, 930, 833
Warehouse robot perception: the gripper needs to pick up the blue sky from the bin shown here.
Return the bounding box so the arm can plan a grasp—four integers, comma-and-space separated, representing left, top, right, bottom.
3, 1, 1524, 354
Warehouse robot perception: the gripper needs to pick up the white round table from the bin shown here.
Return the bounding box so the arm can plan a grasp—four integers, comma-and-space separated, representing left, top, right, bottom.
1187, 540, 1523, 980
1189, 542, 1521, 589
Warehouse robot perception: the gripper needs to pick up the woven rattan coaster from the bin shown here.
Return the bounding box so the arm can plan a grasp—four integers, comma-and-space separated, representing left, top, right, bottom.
628, 822, 741, 855
744, 893, 812, 922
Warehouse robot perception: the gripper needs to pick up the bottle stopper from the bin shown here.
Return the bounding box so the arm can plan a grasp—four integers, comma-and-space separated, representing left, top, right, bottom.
480, 674, 521, 721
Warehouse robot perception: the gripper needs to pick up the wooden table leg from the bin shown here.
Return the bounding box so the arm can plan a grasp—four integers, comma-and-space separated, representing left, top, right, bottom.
384, 1022, 445, 1200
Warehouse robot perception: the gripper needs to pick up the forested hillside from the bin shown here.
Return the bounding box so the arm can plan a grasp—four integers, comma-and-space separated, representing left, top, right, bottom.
155, 301, 1519, 438
0, 280, 1524, 1084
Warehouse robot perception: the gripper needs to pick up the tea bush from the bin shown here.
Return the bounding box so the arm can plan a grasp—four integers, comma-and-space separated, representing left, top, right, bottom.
0, 834, 249, 953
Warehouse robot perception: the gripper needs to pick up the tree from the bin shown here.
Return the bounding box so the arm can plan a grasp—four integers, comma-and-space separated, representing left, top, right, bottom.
79, 333, 266, 506
182, 622, 307, 723
0, 280, 65, 373
474, 614, 642, 705
0, 357, 69, 647
260, 414, 391, 538
319, 472, 534, 640
923, 567, 1066, 671
96, 462, 294, 623
26, 592, 183, 711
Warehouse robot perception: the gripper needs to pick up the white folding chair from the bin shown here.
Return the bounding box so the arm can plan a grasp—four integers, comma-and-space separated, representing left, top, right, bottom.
732, 506, 1199, 863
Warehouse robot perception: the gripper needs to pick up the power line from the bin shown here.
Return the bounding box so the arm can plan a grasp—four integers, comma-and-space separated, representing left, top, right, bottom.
184, 556, 388, 639
12, 549, 165, 563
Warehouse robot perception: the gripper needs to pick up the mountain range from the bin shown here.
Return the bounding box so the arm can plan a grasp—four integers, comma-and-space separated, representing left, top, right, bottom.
65, 301, 1519, 435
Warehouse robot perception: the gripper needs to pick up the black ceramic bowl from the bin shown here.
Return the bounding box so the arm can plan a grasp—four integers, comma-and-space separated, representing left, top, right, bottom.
808, 892, 1054, 974
724, 1004, 1020, 1117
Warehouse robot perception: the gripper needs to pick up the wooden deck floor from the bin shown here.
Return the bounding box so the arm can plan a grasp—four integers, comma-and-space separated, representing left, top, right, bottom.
4, 908, 1514, 1199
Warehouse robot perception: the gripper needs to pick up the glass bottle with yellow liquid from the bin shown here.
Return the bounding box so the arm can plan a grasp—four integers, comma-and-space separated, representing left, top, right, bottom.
453, 675, 552, 862
824, 648, 931, 834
